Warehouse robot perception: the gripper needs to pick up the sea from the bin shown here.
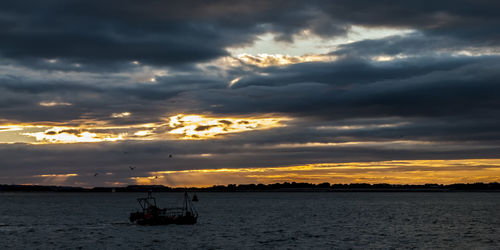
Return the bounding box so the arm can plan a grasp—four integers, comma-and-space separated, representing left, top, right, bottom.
1, 192, 499, 249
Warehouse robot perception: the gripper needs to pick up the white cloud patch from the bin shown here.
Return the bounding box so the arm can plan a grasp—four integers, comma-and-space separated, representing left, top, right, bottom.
39, 101, 72, 107
111, 112, 131, 118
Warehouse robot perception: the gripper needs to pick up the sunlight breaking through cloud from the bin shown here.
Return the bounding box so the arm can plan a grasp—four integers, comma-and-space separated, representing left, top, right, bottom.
33, 173, 79, 185
0, 125, 25, 132
134, 159, 500, 187
0, 113, 291, 143
237, 53, 335, 67
168, 114, 290, 139
23, 127, 125, 144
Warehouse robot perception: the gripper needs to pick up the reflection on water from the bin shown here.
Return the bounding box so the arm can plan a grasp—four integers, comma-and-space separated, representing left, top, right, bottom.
1, 192, 499, 249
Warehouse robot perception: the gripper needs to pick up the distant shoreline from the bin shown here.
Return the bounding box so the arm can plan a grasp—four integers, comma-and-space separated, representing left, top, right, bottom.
2, 182, 500, 192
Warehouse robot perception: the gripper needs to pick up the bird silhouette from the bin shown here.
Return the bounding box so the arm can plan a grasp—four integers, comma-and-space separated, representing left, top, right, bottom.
94, 173, 98, 177
129, 166, 135, 170
169, 154, 172, 158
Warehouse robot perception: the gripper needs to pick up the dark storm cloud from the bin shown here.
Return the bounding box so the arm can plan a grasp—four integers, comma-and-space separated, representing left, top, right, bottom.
1, 135, 499, 186
0, 58, 243, 125
318, 0, 500, 43
332, 32, 498, 59
1, 0, 499, 69
0, 1, 231, 66
0, 57, 141, 73
233, 55, 481, 88
0, 0, 290, 68
192, 56, 499, 117
0, 77, 149, 123
185, 54, 500, 145
2, 1, 500, 185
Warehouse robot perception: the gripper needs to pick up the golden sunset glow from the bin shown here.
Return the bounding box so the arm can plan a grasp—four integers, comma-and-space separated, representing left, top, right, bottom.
36, 174, 79, 177
0, 125, 25, 132
132, 159, 500, 187
33, 173, 79, 185
131, 175, 165, 185
22, 127, 125, 144
134, 130, 153, 136
168, 114, 289, 139
0, 113, 290, 143
4, 2, 500, 249
237, 53, 335, 67
0, 120, 147, 144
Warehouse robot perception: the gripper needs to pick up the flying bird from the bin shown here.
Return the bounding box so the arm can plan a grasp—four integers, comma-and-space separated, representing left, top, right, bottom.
129, 166, 135, 170
94, 173, 98, 177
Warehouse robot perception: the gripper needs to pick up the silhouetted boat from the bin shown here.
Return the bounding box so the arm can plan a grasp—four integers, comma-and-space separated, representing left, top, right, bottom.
192, 194, 199, 202
129, 191, 197, 225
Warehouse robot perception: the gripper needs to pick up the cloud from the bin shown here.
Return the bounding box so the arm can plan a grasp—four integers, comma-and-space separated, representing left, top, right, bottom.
1, 1, 500, 186
332, 32, 500, 59
39, 101, 72, 107
167, 114, 290, 139
236, 53, 335, 68
111, 112, 131, 118
2, 0, 499, 70
22, 127, 125, 144
0, 113, 291, 143
138, 159, 500, 187
191, 55, 500, 120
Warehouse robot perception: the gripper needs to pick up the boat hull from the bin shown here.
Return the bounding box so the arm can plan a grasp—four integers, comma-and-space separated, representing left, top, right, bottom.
130, 212, 197, 225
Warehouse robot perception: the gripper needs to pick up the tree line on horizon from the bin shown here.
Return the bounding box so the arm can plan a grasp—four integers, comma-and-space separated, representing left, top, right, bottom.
1, 181, 500, 192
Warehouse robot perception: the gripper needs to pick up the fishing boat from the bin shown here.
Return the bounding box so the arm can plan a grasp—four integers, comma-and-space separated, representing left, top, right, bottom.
129, 191, 198, 225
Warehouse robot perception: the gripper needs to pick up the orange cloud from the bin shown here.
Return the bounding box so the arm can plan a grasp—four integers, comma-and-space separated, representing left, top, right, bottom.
168, 114, 290, 139
23, 127, 125, 144
237, 53, 335, 67
133, 159, 500, 187
33, 173, 79, 185
0, 113, 290, 143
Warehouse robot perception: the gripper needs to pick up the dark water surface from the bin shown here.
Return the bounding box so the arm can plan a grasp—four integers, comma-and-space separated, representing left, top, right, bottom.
1, 192, 499, 249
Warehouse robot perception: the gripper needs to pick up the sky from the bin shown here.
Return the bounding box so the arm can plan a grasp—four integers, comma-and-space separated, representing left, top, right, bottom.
1, 0, 500, 187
